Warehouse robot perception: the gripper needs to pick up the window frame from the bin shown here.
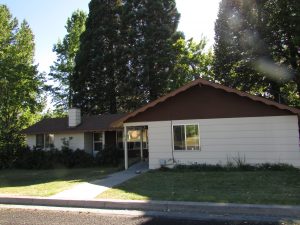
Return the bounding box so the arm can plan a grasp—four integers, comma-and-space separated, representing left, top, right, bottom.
172, 123, 201, 151
93, 132, 105, 152
36, 133, 54, 149
36, 134, 45, 149
45, 134, 54, 148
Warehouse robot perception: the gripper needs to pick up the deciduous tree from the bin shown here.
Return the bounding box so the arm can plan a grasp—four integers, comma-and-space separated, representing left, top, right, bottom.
0, 5, 43, 152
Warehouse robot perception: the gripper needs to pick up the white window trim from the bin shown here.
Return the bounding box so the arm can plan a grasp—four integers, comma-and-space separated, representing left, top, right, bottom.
36, 133, 54, 150
93, 132, 105, 152
172, 123, 201, 151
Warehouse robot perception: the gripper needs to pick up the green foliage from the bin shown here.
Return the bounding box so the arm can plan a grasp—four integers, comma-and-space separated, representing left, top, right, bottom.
261, 0, 300, 106
171, 36, 214, 90
49, 10, 87, 112
120, 0, 181, 107
213, 0, 300, 107
60, 147, 95, 168
72, 0, 122, 114
0, 5, 44, 153
6, 147, 95, 169
174, 163, 299, 172
95, 146, 123, 166
0, 144, 123, 169
72, 0, 212, 113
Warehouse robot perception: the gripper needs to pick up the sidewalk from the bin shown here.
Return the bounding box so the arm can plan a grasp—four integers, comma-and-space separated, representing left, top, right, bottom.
51, 162, 149, 200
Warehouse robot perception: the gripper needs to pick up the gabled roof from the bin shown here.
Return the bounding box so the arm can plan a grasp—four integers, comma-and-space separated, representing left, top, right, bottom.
112, 78, 300, 127
23, 113, 126, 134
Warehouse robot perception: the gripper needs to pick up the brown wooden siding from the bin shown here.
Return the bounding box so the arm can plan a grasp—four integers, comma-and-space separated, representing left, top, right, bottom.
127, 85, 293, 122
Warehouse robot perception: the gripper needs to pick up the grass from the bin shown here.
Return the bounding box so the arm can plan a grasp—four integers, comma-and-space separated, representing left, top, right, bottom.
0, 167, 117, 197
97, 170, 300, 205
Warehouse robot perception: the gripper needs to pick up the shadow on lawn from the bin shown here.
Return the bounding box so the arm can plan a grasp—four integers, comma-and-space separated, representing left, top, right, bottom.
99, 169, 300, 206
0, 167, 118, 188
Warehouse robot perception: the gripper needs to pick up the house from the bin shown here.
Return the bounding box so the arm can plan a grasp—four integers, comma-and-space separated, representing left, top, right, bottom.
23, 111, 126, 156
113, 78, 300, 169
23, 78, 300, 169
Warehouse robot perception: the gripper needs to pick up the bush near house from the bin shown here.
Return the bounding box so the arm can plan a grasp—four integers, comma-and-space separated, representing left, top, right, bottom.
95, 146, 123, 166
173, 163, 298, 172
0, 146, 123, 170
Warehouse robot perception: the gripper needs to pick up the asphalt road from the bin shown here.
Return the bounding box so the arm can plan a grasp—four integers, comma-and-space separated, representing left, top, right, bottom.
0, 207, 297, 225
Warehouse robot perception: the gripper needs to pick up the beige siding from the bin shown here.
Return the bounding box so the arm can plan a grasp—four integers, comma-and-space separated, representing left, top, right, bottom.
53, 133, 85, 150
25, 133, 87, 152
126, 115, 300, 169
26, 135, 36, 149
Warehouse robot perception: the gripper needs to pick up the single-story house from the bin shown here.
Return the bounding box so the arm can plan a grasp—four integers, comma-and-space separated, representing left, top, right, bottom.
23, 78, 300, 169
23, 113, 126, 156
23, 111, 148, 157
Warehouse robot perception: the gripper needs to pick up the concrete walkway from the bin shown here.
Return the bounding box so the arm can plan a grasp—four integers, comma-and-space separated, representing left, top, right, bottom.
51, 162, 149, 200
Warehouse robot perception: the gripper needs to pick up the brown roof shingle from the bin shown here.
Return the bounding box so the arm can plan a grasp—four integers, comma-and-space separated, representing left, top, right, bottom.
22, 113, 126, 134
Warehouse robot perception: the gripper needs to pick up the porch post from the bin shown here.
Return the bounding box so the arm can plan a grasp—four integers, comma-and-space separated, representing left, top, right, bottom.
124, 125, 128, 170
140, 128, 143, 161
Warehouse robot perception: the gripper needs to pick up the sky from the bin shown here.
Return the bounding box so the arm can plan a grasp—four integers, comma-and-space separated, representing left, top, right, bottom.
0, 0, 221, 73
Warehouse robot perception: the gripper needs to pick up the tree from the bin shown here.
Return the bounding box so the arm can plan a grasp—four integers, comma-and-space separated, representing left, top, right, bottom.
72, 0, 183, 113
49, 10, 87, 112
0, 5, 43, 152
121, 0, 181, 108
213, 0, 300, 106
72, 0, 122, 114
213, 0, 266, 94
259, 0, 300, 106
171, 35, 214, 90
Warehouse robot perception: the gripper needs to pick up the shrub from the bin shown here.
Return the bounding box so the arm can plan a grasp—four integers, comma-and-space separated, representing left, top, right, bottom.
12, 146, 95, 169
173, 163, 299, 172
66, 149, 94, 168
14, 147, 53, 169
95, 146, 122, 166
0, 148, 18, 169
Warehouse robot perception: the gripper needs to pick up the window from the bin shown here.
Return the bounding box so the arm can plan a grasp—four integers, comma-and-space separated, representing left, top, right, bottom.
36, 134, 44, 148
36, 134, 54, 149
45, 134, 54, 148
173, 124, 200, 151
94, 132, 104, 151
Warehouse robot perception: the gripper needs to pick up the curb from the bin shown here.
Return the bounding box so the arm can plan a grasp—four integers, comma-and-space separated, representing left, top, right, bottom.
0, 196, 300, 219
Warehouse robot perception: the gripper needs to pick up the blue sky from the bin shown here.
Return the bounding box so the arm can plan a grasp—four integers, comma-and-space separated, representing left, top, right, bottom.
0, 0, 221, 73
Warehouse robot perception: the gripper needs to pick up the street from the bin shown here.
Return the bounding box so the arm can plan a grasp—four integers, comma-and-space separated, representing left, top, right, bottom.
0, 206, 298, 225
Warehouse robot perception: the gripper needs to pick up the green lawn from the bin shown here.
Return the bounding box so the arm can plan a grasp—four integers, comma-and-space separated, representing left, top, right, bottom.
98, 170, 300, 205
0, 167, 117, 197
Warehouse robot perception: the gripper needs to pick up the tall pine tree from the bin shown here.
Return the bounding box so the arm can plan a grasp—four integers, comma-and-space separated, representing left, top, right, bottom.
213, 0, 265, 93
122, 0, 180, 107
72, 0, 122, 114
72, 0, 182, 113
